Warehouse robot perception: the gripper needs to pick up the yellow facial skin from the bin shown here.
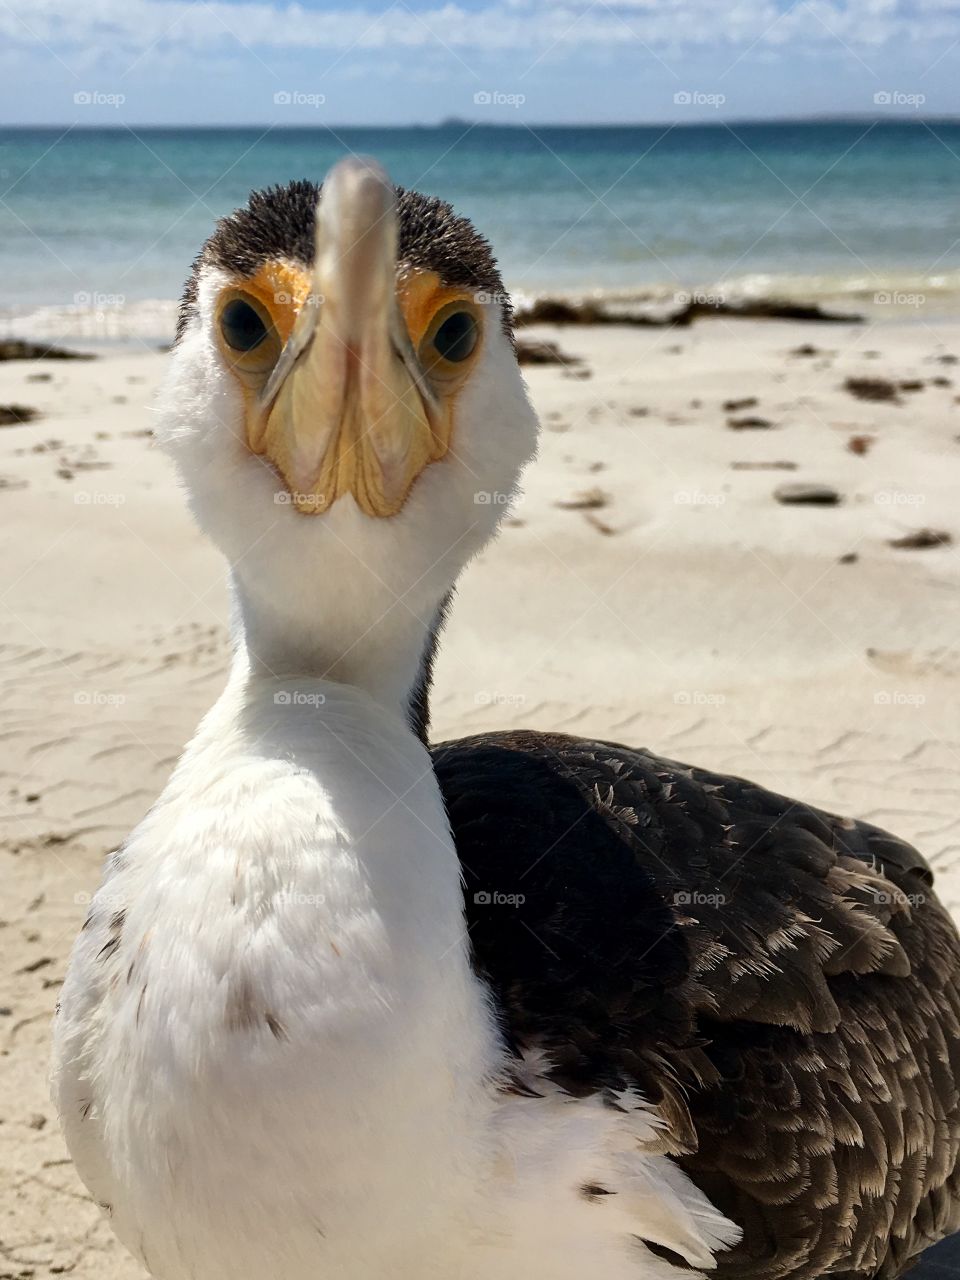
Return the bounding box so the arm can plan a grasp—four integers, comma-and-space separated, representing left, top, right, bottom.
214, 260, 483, 518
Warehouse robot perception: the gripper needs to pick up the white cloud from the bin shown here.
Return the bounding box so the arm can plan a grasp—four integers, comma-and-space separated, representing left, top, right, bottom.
1, 0, 957, 57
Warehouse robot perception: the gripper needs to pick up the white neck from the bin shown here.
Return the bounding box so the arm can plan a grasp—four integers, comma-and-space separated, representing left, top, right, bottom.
228, 569, 445, 732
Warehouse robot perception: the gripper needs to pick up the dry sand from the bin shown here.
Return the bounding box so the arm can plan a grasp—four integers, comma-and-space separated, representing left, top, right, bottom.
1, 316, 959, 1279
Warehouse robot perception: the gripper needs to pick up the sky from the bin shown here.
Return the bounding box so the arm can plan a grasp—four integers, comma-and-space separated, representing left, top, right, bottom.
0, 0, 959, 125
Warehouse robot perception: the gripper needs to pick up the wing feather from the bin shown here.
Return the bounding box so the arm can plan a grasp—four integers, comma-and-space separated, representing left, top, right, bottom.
434, 730, 960, 1279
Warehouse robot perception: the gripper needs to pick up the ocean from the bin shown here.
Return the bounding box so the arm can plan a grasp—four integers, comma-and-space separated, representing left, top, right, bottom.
2, 121, 959, 343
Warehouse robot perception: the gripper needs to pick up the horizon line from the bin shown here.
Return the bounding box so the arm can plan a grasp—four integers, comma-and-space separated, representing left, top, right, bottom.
2, 113, 959, 131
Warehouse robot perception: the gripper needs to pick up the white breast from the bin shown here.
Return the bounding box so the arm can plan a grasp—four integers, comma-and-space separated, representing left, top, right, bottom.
52, 677, 496, 1278
52, 675, 738, 1280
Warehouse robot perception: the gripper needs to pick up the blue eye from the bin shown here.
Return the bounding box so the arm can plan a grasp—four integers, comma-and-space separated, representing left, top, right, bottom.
220, 298, 268, 352
432, 311, 478, 363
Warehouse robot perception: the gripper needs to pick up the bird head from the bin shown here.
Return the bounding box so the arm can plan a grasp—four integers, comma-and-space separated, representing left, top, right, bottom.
157, 157, 539, 713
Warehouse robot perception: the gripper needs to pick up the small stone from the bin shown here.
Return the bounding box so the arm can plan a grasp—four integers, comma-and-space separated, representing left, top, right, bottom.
847, 434, 875, 456
731, 461, 798, 471
555, 487, 610, 511
844, 377, 900, 403
727, 415, 773, 430
774, 483, 842, 507
888, 528, 952, 550
515, 340, 581, 367
0, 405, 39, 426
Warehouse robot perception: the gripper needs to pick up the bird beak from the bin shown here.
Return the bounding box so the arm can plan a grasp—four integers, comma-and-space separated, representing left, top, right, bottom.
251, 157, 442, 517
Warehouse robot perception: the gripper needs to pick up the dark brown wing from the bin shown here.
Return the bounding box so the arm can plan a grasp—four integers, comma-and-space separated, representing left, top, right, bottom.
432, 730, 960, 1280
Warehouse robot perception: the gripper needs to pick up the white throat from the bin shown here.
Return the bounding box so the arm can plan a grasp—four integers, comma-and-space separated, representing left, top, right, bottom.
228, 563, 445, 730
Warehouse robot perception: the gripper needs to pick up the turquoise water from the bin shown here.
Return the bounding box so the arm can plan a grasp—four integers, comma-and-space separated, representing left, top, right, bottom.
2, 122, 959, 335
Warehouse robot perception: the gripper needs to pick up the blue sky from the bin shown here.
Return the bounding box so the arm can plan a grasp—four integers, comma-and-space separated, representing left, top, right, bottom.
1, 0, 958, 125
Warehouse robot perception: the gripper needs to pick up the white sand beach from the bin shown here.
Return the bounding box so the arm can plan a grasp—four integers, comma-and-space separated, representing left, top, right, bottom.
1, 315, 959, 1277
